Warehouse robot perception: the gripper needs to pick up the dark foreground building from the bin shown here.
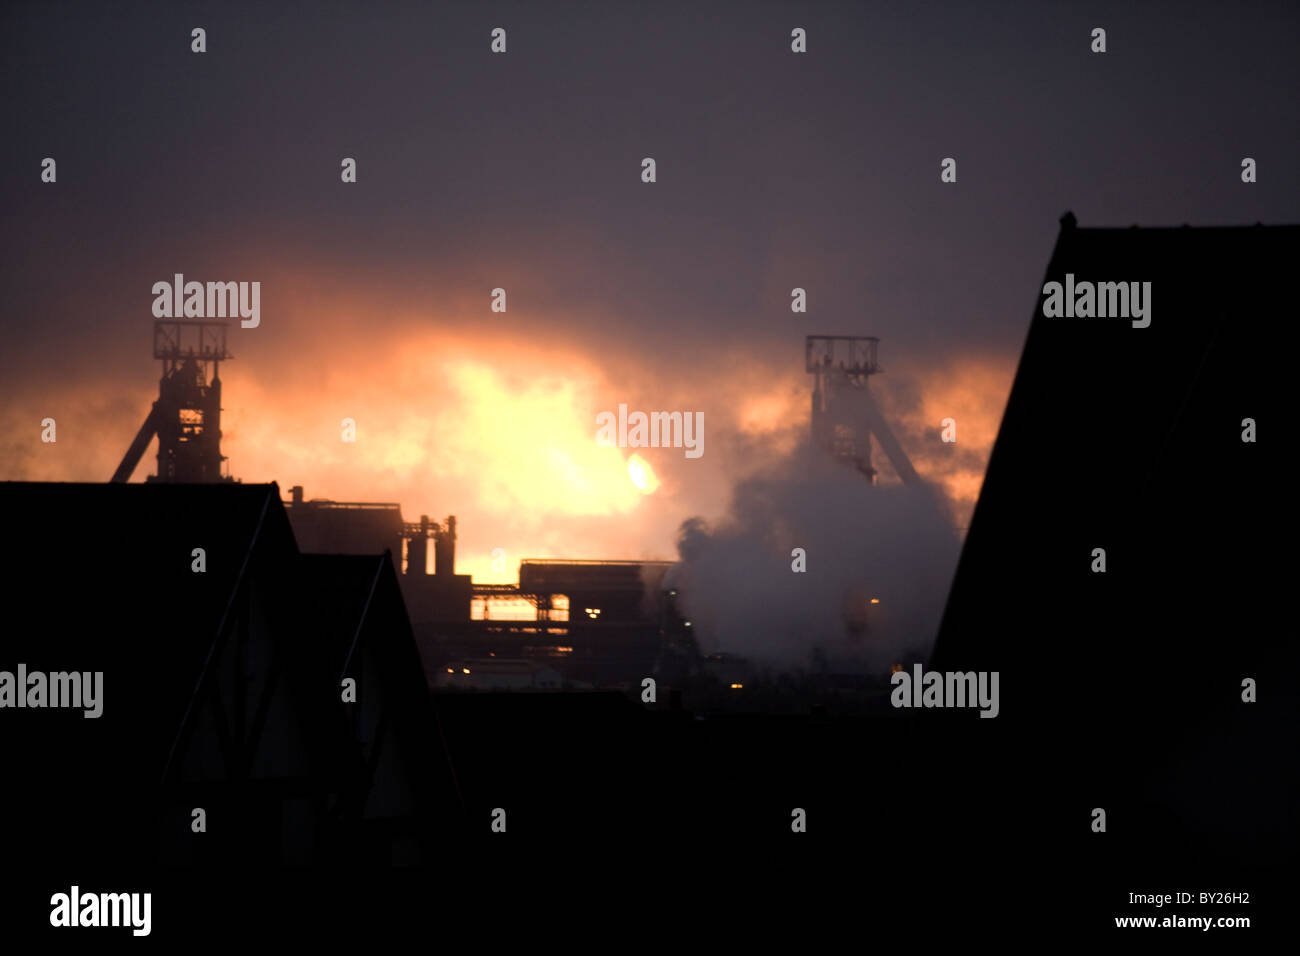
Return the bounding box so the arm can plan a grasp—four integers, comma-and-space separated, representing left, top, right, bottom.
0, 481, 456, 871
930, 214, 1295, 916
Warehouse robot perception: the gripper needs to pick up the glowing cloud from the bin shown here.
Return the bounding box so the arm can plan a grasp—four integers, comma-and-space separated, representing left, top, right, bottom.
627, 454, 660, 494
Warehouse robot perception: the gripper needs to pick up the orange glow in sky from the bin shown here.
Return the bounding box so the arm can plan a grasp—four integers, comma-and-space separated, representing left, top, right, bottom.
1, 278, 1016, 583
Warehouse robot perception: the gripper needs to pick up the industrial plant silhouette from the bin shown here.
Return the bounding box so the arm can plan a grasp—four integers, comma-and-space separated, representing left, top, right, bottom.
2, 215, 1292, 935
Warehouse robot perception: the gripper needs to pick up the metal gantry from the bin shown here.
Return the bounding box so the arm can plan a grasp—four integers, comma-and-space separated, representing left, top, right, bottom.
111, 321, 234, 483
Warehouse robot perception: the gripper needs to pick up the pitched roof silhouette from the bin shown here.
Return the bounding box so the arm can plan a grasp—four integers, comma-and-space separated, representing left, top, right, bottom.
0, 480, 451, 866
929, 214, 1295, 869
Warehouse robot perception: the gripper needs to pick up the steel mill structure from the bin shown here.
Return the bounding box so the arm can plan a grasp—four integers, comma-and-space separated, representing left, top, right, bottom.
105, 323, 921, 688
807, 334, 921, 485
112, 320, 235, 484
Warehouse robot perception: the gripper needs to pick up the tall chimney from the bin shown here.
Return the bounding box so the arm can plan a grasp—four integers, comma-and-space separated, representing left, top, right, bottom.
407, 514, 430, 576
435, 515, 456, 576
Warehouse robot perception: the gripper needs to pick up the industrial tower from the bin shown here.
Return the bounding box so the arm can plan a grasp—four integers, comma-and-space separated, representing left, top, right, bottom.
111, 321, 234, 483
401, 512, 457, 578
807, 335, 921, 485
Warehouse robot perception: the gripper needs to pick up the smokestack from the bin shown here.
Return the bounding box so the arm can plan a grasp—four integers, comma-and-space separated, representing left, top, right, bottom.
407, 515, 429, 576
435, 515, 456, 576
290, 485, 303, 506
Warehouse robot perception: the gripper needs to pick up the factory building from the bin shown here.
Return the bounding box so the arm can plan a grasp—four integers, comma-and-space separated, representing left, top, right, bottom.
282, 486, 473, 632
279, 488, 688, 686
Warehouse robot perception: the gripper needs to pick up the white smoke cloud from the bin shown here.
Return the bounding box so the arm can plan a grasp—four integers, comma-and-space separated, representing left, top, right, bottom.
673, 437, 960, 673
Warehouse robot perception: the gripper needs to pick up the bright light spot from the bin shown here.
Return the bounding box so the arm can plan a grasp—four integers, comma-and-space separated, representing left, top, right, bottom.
440, 361, 648, 517
446, 668, 453, 673
730, 683, 744, 690
462, 667, 470, 674
683, 621, 692, 627
627, 454, 660, 494
870, 598, 880, 604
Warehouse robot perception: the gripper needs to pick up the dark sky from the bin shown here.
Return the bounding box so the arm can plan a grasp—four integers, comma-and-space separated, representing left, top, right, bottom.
2, 0, 1296, 573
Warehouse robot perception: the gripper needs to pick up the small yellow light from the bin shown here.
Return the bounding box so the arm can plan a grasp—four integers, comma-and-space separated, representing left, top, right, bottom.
870, 598, 880, 604
462, 667, 471, 674
730, 683, 743, 690
446, 668, 454, 673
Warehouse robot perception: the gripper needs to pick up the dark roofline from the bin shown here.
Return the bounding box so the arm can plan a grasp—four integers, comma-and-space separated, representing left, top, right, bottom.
161, 485, 281, 783
1057, 209, 1299, 232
